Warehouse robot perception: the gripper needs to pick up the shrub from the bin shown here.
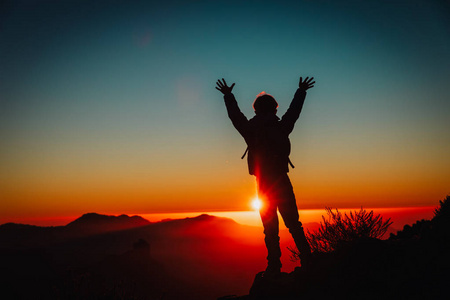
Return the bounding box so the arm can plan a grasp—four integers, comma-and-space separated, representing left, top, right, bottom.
431, 195, 450, 240
291, 207, 392, 256
389, 219, 431, 240
433, 195, 450, 220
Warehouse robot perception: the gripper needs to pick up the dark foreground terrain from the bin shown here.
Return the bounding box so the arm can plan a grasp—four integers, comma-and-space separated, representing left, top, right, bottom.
2, 197, 449, 300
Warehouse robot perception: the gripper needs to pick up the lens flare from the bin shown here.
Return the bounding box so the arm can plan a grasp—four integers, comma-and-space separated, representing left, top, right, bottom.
251, 197, 262, 211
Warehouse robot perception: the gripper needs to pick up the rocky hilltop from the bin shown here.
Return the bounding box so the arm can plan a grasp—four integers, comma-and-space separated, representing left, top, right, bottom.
222, 197, 450, 299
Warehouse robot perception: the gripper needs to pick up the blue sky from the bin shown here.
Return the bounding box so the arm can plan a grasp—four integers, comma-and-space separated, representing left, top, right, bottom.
1, 0, 449, 218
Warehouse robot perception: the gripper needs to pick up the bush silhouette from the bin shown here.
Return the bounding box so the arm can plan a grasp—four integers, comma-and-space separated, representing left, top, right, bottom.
389, 219, 431, 240
290, 207, 392, 258
433, 194, 450, 221
389, 195, 450, 241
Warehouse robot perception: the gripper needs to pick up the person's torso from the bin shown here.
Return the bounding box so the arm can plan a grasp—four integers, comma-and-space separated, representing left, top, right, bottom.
245, 114, 291, 175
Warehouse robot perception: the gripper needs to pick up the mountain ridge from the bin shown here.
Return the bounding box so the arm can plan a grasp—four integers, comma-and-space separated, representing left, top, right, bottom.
65, 212, 152, 235
0, 212, 270, 299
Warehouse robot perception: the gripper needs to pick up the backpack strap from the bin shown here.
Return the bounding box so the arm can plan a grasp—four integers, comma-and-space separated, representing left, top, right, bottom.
241, 147, 249, 159
288, 157, 295, 169
242, 146, 295, 169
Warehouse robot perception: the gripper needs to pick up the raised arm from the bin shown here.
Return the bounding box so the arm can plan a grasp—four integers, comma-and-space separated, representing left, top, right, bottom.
216, 78, 250, 138
280, 76, 315, 134
216, 78, 248, 138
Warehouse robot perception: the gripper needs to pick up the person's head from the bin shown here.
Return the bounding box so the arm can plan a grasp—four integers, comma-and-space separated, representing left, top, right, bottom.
253, 92, 278, 115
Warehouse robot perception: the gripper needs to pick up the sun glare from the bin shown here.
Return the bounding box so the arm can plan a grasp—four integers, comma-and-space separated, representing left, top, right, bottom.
251, 197, 262, 211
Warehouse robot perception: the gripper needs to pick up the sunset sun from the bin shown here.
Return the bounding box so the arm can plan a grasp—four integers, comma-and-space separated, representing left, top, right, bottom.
251, 197, 262, 211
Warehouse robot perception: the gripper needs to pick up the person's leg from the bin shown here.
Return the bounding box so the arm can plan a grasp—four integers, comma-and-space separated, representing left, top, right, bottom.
276, 174, 312, 265
257, 176, 282, 273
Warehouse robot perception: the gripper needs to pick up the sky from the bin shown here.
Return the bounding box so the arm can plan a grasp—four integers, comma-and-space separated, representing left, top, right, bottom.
1, 0, 449, 222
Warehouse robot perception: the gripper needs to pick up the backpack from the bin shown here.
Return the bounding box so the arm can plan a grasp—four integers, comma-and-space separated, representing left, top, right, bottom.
242, 115, 294, 175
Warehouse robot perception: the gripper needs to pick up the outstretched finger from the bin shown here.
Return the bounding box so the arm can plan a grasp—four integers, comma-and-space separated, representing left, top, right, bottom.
222, 78, 228, 87
309, 81, 316, 85
216, 80, 224, 88
299, 76, 303, 83
304, 76, 309, 83
215, 87, 221, 91
306, 77, 314, 84
230, 83, 235, 89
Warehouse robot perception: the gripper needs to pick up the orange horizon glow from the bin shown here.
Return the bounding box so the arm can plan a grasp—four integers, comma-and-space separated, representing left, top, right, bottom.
2, 170, 447, 220
0, 206, 437, 233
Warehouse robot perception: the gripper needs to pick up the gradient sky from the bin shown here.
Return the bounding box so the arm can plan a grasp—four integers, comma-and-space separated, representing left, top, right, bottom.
1, 0, 449, 221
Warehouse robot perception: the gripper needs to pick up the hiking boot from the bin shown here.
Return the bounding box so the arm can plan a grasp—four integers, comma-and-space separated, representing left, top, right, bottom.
264, 264, 281, 277
300, 251, 313, 268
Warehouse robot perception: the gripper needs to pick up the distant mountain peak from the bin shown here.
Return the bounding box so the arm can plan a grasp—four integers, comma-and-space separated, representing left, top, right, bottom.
70, 212, 149, 222
66, 213, 151, 235
181, 214, 239, 226
192, 214, 215, 220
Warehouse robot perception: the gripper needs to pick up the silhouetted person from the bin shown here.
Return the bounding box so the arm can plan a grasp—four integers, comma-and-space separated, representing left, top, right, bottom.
216, 77, 315, 275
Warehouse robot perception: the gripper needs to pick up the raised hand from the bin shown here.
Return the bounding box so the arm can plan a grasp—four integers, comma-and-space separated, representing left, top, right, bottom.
215, 78, 235, 95
298, 76, 315, 91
